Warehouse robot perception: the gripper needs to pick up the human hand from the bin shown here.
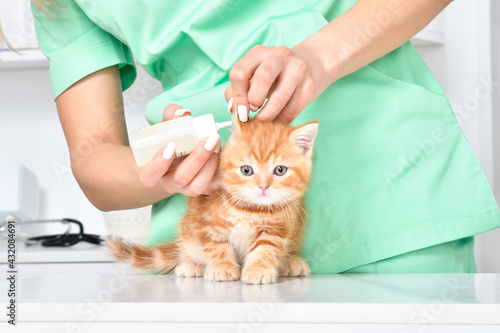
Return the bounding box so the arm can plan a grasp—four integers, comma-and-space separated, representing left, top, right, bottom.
225, 44, 329, 123
137, 104, 222, 197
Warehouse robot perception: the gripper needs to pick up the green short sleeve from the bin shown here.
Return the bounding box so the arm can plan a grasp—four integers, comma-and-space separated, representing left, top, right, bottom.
32, 0, 136, 99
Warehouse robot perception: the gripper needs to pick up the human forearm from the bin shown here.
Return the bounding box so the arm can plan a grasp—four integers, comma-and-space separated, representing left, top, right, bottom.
293, 0, 452, 90
56, 66, 221, 211
55, 66, 174, 211
71, 140, 173, 211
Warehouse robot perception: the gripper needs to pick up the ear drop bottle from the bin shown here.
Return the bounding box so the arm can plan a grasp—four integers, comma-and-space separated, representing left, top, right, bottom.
129, 114, 232, 167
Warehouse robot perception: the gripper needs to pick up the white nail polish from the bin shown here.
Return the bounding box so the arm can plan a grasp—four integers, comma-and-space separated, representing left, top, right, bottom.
174, 108, 190, 117
227, 97, 233, 112
214, 144, 221, 154
237, 105, 248, 122
204, 133, 220, 151
162, 142, 176, 159
249, 104, 259, 112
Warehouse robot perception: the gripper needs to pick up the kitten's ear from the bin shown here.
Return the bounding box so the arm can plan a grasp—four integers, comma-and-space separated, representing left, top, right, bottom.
290, 121, 319, 157
227, 109, 242, 145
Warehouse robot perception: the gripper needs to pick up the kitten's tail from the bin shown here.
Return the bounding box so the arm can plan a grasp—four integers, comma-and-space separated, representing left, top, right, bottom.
106, 236, 180, 273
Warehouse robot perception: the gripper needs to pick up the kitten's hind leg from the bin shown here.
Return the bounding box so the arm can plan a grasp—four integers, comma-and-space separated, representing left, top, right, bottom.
175, 260, 205, 278
279, 256, 310, 277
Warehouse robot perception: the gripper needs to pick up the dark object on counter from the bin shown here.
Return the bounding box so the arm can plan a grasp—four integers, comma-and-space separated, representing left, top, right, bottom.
23, 218, 104, 247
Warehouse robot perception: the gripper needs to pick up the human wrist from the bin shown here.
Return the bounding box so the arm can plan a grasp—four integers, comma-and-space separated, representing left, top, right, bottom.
291, 38, 344, 93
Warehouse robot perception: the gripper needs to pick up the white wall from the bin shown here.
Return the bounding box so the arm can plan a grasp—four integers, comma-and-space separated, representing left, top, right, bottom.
486, 0, 500, 272
0, 65, 162, 236
416, 0, 500, 273
492, 0, 500, 208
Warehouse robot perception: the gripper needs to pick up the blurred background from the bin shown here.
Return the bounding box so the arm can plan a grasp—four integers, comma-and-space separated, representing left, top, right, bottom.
0, 0, 499, 272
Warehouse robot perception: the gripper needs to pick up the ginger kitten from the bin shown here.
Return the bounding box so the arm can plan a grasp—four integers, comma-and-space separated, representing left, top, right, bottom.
107, 116, 318, 285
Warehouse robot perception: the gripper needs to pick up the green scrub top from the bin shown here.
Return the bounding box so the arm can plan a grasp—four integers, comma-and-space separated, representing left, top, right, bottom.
33, 0, 500, 273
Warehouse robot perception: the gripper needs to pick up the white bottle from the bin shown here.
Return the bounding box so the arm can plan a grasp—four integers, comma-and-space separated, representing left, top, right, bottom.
129, 114, 232, 167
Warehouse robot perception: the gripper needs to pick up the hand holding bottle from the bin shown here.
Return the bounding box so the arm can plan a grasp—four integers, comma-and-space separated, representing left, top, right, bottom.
137, 104, 223, 197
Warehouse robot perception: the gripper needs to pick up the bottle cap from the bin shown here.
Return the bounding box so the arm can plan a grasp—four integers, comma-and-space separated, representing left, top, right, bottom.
193, 115, 233, 140
193, 114, 217, 141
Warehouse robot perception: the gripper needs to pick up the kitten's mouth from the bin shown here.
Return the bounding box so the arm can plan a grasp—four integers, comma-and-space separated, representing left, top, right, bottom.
248, 190, 278, 206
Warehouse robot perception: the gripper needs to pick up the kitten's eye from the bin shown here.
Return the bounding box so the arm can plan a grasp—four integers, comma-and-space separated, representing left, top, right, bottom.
240, 165, 254, 176
274, 166, 288, 176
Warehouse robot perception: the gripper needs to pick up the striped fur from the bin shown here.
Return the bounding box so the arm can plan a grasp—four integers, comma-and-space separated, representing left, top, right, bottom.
107, 118, 318, 284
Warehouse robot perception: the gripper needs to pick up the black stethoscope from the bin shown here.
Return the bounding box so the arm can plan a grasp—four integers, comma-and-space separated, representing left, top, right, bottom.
0, 218, 103, 247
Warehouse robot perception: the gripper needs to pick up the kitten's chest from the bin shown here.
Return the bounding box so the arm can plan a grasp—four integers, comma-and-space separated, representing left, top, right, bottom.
217, 204, 288, 264
228, 221, 258, 264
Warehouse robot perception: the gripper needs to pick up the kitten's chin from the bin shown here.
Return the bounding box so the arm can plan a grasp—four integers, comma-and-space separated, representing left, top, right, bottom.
249, 195, 279, 206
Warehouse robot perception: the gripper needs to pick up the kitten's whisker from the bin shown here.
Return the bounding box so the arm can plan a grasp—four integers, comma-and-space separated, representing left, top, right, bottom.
305, 187, 319, 201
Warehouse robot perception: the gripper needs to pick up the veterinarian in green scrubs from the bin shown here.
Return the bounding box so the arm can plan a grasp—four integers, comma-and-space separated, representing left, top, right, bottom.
33, 0, 500, 273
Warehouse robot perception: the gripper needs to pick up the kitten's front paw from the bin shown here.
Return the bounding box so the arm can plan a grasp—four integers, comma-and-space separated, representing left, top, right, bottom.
175, 261, 205, 278
241, 267, 278, 285
279, 256, 310, 277
204, 264, 240, 282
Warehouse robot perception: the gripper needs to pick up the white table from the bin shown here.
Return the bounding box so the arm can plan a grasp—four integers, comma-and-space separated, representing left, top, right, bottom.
1, 273, 499, 332
0, 241, 113, 263
0, 241, 125, 279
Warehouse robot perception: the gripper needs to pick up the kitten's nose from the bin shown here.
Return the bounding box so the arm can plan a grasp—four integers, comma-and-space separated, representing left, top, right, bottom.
259, 185, 270, 192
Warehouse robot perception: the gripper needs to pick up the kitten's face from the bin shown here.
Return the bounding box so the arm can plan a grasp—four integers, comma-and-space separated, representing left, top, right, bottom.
220, 118, 318, 208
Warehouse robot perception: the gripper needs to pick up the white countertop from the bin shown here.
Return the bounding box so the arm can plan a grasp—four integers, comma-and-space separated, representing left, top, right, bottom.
0, 240, 114, 263
1, 273, 499, 325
